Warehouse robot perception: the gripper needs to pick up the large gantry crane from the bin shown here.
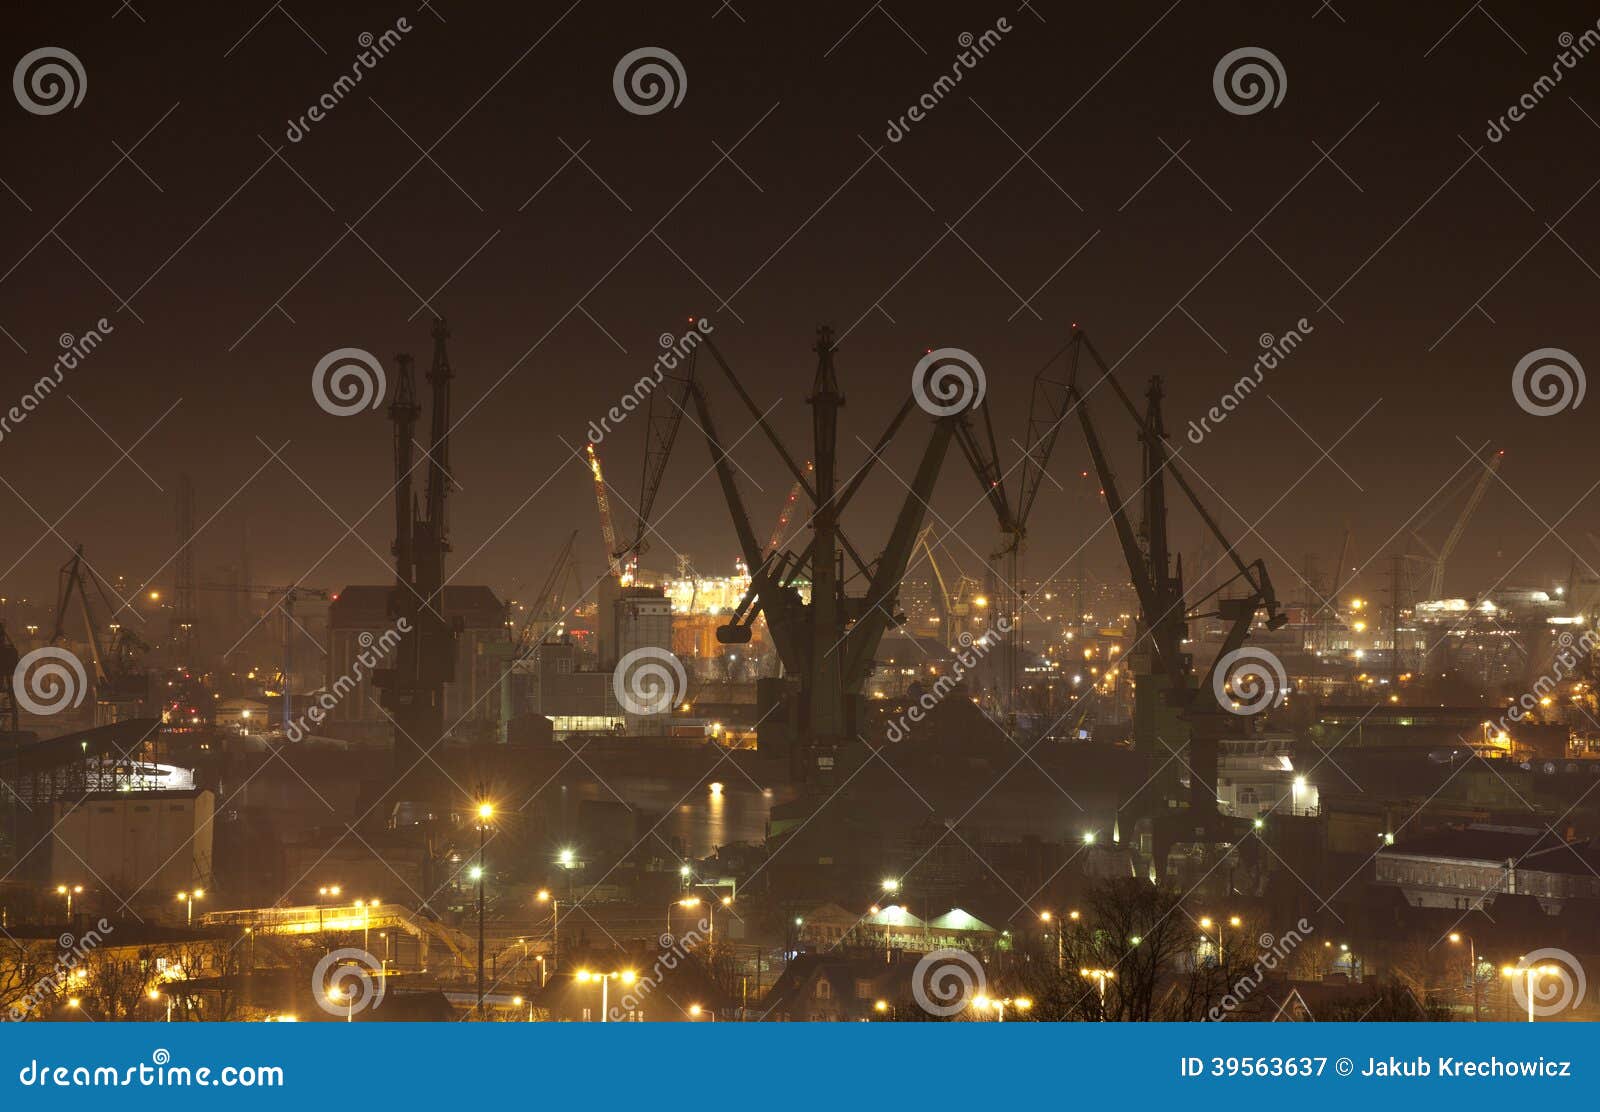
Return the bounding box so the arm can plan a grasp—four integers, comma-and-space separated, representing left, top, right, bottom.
374, 319, 462, 798
1036, 328, 1287, 870
617, 325, 967, 784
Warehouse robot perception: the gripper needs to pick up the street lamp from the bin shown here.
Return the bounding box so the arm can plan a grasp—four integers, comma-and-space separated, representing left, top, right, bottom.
1502, 962, 1562, 1023
474, 800, 495, 1021
670, 896, 708, 942
1080, 968, 1115, 1016
353, 899, 374, 952
688, 1003, 715, 1022
1039, 911, 1064, 971
176, 889, 204, 926
575, 969, 636, 1022
1448, 932, 1481, 1021
537, 889, 559, 972
328, 984, 353, 1022
55, 884, 83, 919
147, 988, 173, 1022
972, 994, 1032, 1021
512, 994, 533, 1022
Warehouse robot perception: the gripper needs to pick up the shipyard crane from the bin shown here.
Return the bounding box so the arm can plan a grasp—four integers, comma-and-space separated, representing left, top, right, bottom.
912, 524, 982, 649
763, 461, 815, 562
683, 328, 962, 782
618, 335, 702, 568
373, 319, 462, 789
1409, 449, 1503, 601
195, 581, 332, 734
1051, 327, 1286, 863
498, 529, 580, 741
52, 545, 149, 707
585, 443, 627, 582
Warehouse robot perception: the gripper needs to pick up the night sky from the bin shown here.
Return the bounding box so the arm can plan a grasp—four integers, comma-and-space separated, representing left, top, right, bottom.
3, 0, 1598, 618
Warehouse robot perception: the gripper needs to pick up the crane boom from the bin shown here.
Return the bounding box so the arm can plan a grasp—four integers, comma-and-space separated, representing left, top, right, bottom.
585, 443, 623, 581
1429, 449, 1503, 599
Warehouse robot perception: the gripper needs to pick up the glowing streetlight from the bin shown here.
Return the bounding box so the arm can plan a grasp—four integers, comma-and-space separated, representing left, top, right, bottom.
575, 969, 637, 1022
1080, 967, 1115, 1014
972, 994, 1032, 1022
55, 884, 83, 919
1448, 932, 1481, 1021
176, 889, 204, 925
536, 889, 561, 972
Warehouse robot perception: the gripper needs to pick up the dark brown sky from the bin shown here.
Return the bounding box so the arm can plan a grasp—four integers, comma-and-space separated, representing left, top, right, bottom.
2, 0, 1598, 618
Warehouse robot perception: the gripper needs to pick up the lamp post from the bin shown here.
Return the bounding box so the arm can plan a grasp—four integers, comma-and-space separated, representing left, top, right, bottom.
1502, 962, 1561, 1023
56, 884, 83, 920
1448, 932, 1480, 1021
147, 988, 173, 1022
512, 994, 533, 1021
973, 994, 1032, 1022
537, 889, 559, 972
474, 800, 494, 1021
316, 885, 341, 933
176, 889, 204, 926
689, 1003, 715, 1022
576, 969, 636, 1022
1080, 967, 1114, 1017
